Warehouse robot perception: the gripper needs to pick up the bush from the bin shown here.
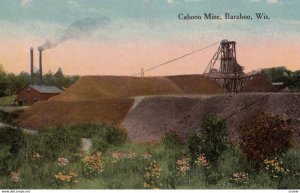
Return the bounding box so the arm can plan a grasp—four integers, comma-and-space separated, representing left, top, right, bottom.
0, 127, 25, 173
217, 145, 250, 178
69, 122, 128, 152
162, 131, 183, 150
40, 126, 80, 158
187, 132, 202, 163
0, 127, 25, 154
39, 122, 128, 157
0, 110, 23, 124
239, 113, 296, 161
188, 115, 227, 164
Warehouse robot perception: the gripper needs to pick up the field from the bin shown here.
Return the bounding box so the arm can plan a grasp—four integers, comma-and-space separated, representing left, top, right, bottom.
0, 120, 299, 189
0, 95, 16, 106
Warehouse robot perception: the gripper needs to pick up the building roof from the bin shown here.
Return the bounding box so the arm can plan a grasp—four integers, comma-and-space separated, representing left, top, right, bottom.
29, 85, 63, 94
272, 82, 285, 86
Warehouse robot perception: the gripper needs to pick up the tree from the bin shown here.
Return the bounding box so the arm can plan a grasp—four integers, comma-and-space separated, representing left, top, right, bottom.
0, 65, 79, 97
239, 113, 296, 161
0, 65, 9, 97
262, 66, 290, 82
188, 115, 227, 164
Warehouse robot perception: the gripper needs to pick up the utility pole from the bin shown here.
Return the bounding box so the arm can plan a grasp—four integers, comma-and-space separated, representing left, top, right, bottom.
141, 68, 144, 77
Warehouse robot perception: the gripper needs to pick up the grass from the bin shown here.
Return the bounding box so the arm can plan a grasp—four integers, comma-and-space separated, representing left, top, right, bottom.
0, 122, 299, 189
0, 95, 16, 106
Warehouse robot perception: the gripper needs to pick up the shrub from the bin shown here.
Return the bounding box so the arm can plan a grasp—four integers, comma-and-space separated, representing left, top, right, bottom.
38, 122, 128, 157
101, 125, 128, 146
0, 127, 25, 154
67, 122, 128, 152
162, 131, 183, 150
0, 127, 25, 173
187, 132, 202, 163
40, 126, 80, 158
239, 113, 296, 161
0, 110, 23, 124
216, 144, 250, 175
188, 115, 227, 164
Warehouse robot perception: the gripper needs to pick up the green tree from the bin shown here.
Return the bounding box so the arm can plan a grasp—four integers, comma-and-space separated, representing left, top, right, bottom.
188, 115, 227, 164
0, 65, 79, 97
0, 65, 9, 97
262, 66, 290, 82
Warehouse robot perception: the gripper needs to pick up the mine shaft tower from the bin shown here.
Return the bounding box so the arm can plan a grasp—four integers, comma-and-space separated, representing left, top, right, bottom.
203, 40, 257, 92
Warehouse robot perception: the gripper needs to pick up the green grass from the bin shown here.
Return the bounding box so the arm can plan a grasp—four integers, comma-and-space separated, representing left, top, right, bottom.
0, 122, 299, 189
0, 95, 16, 106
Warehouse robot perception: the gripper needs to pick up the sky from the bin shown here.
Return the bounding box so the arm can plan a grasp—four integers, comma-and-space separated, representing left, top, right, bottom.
0, 0, 299, 76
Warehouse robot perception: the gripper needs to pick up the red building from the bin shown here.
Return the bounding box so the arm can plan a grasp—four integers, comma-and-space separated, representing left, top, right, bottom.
16, 85, 63, 106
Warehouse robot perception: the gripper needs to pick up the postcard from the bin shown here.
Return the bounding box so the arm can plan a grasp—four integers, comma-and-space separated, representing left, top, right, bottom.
0, 0, 299, 191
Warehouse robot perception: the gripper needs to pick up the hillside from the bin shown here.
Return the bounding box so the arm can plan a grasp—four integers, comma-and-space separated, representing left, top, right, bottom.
121, 93, 300, 142
17, 74, 300, 142
49, 75, 223, 101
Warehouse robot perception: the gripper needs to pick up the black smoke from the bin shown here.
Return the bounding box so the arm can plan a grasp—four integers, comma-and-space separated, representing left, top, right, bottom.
39, 17, 110, 50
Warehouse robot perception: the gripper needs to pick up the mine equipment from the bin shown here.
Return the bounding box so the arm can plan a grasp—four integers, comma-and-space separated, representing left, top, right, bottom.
203, 40, 258, 92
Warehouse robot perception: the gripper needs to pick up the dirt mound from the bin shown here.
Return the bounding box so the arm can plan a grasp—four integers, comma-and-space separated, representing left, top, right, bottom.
241, 74, 276, 92
19, 75, 297, 143
121, 93, 300, 142
17, 75, 224, 130
121, 95, 223, 142
50, 76, 182, 101
50, 75, 223, 101
18, 98, 134, 129
166, 74, 223, 94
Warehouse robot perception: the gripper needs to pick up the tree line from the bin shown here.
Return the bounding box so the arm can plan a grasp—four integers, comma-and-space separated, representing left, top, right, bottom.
0, 65, 79, 97
261, 66, 300, 91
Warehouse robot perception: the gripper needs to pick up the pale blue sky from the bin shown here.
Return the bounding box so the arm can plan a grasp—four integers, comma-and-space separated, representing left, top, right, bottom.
0, 0, 299, 42
1, 0, 300, 75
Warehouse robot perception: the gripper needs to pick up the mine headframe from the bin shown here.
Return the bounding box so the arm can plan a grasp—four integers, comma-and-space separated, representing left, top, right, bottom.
203, 40, 254, 92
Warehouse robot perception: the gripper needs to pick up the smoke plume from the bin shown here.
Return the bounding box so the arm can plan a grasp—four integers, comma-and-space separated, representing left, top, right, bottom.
38, 17, 110, 51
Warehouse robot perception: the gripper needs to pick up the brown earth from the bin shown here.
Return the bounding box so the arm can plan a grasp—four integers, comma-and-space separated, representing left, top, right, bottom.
49, 75, 223, 101
17, 98, 134, 130
18, 75, 222, 129
241, 74, 276, 92
166, 75, 224, 94
17, 75, 300, 143
121, 93, 300, 142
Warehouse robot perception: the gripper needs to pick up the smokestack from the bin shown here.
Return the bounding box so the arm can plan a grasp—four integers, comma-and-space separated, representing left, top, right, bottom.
30, 47, 34, 84
38, 46, 43, 85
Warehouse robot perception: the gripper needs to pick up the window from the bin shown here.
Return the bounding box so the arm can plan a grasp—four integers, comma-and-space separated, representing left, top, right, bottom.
27, 88, 31, 93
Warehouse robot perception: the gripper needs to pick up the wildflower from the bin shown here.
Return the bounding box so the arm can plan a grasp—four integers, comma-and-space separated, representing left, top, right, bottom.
229, 171, 249, 185
111, 151, 137, 163
10, 171, 21, 183
82, 152, 104, 176
263, 157, 289, 179
195, 153, 209, 167
32, 152, 43, 160
54, 171, 78, 183
143, 152, 152, 160
176, 157, 190, 175
57, 157, 69, 167
144, 160, 162, 189
127, 151, 137, 159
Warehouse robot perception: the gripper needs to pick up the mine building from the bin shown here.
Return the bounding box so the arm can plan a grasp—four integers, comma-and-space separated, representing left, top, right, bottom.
16, 85, 63, 106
